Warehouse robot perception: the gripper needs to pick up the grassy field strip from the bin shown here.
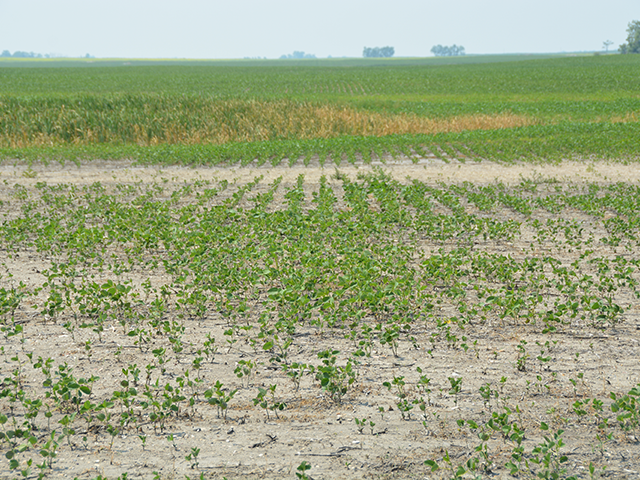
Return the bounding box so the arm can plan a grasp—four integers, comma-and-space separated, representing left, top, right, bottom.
1, 55, 639, 165
2, 121, 639, 166
1, 56, 639, 98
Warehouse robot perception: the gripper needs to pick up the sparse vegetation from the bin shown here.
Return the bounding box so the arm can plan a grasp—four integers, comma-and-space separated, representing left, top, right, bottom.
1, 168, 640, 478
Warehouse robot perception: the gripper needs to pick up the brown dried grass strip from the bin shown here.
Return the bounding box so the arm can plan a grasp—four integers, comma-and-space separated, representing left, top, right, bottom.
1, 100, 538, 147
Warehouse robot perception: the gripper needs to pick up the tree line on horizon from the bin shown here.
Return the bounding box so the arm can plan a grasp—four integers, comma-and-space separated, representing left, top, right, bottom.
1, 50, 95, 59
7, 19, 639, 63
1, 50, 47, 58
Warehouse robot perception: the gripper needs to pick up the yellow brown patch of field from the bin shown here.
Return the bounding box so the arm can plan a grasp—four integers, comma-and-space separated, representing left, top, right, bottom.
0, 99, 536, 147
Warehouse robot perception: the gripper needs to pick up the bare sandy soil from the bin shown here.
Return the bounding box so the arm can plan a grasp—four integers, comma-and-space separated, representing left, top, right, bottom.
1, 158, 640, 480
2, 157, 639, 188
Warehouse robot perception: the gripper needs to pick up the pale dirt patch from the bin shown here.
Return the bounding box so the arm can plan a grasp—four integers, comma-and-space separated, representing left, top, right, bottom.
0, 157, 637, 188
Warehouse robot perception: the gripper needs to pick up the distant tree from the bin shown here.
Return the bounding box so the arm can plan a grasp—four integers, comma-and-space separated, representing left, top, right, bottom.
431, 44, 465, 57
1, 50, 10, 57
280, 51, 316, 59
363, 46, 394, 58
380, 46, 394, 57
619, 20, 640, 54
603, 40, 614, 52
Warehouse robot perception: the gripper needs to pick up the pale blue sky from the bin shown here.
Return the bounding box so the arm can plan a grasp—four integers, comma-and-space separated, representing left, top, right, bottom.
0, 0, 636, 58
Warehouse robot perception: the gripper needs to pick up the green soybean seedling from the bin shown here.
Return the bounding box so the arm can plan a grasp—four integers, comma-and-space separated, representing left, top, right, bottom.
515, 340, 528, 372
529, 423, 576, 480
234, 359, 256, 388
200, 333, 218, 363
185, 446, 201, 470
448, 376, 463, 407
379, 324, 401, 357
204, 381, 237, 420
315, 350, 356, 404
368, 419, 376, 435
282, 362, 315, 393
383, 376, 413, 420
296, 461, 312, 480
139, 434, 147, 451
253, 384, 286, 420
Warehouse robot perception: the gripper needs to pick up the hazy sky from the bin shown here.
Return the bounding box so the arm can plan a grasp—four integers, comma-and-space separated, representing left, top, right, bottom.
1, 0, 636, 58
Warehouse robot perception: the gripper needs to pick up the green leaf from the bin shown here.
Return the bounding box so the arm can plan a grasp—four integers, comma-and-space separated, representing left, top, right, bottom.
424, 459, 439, 471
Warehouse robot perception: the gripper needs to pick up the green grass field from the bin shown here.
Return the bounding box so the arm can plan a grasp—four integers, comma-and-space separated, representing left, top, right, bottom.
1, 54, 639, 164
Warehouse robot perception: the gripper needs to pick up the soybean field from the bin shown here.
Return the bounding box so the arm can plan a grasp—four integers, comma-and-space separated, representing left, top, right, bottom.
1, 55, 640, 480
